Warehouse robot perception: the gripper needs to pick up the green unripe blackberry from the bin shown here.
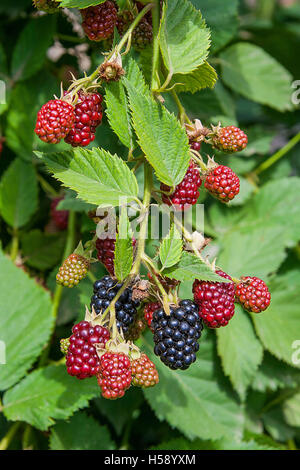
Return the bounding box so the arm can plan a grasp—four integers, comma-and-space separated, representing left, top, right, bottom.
56, 254, 90, 288
33, 0, 60, 13
60, 337, 70, 355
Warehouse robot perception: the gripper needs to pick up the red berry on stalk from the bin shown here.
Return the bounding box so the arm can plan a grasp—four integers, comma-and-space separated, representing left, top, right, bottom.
193, 270, 235, 328
35, 99, 74, 144
66, 321, 110, 380
235, 276, 271, 313
131, 354, 159, 388
144, 302, 161, 331
97, 352, 132, 400
161, 161, 202, 210
81, 2, 118, 41
211, 126, 248, 153
50, 197, 69, 230
64, 91, 103, 147
96, 235, 136, 276
204, 165, 240, 203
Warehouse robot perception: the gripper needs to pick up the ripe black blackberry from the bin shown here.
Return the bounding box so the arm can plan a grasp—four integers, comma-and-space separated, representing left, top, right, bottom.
151, 300, 203, 370
90, 276, 140, 336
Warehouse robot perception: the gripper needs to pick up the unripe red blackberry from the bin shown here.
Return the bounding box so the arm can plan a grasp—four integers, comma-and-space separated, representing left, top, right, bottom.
81, 2, 118, 41
60, 337, 70, 355
144, 302, 161, 331
56, 254, 90, 288
211, 126, 248, 153
35, 99, 75, 144
161, 161, 202, 210
131, 354, 159, 388
64, 91, 103, 147
204, 165, 240, 203
33, 0, 59, 13
193, 270, 235, 328
50, 197, 69, 230
190, 141, 202, 151
96, 235, 136, 276
96, 236, 116, 275
91, 276, 140, 335
97, 352, 132, 399
132, 18, 153, 50
152, 300, 203, 370
235, 276, 271, 313
66, 321, 110, 379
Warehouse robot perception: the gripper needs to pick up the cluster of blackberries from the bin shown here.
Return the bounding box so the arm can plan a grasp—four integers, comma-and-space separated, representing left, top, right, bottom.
35, 92, 103, 148
151, 300, 203, 370
90, 276, 140, 335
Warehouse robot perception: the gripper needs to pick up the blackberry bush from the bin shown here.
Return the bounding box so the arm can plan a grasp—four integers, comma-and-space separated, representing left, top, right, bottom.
2, 0, 299, 453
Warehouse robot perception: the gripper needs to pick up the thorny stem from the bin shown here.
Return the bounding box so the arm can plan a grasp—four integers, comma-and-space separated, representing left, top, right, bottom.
10, 230, 19, 262
151, 0, 161, 92
171, 89, 192, 125
131, 163, 153, 275
255, 132, 300, 175
38, 211, 76, 367
0, 422, 21, 451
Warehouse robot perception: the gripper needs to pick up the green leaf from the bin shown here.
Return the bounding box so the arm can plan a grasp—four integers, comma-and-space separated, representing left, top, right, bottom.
152, 436, 279, 451
49, 412, 115, 450
253, 270, 300, 368
283, 393, 300, 427
164, 251, 231, 283
3, 365, 99, 430
170, 62, 217, 94
159, 224, 183, 270
218, 226, 287, 279
252, 353, 300, 393
21, 230, 65, 271
57, 0, 105, 7
239, 177, 300, 246
57, 190, 96, 212
12, 15, 56, 81
143, 332, 243, 441
0, 249, 53, 391
125, 81, 190, 186
6, 72, 61, 160
191, 0, 239, 53
35, 147, 139, 207
0, 158, 38, 228
94, 388, 143, 436
220, 43, 294, 111
105, 81, 134, 151
217, 306, 263, 400
159, 0, 211, 77
114, 207, 133, 281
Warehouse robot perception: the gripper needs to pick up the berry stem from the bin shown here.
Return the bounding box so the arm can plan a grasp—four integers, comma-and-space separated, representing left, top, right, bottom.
38, 211, 76, 367
10, 229, 19, 262
0, 422, 21, 450
151, 0, 161, 92
36, 173, 60, 197
171, 89, 192, 125
131, 162, 152, 276
254, 131, 300, 175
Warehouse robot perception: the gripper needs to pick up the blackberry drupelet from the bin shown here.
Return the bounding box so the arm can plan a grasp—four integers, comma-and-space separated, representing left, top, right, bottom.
151, 300, 203, 370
